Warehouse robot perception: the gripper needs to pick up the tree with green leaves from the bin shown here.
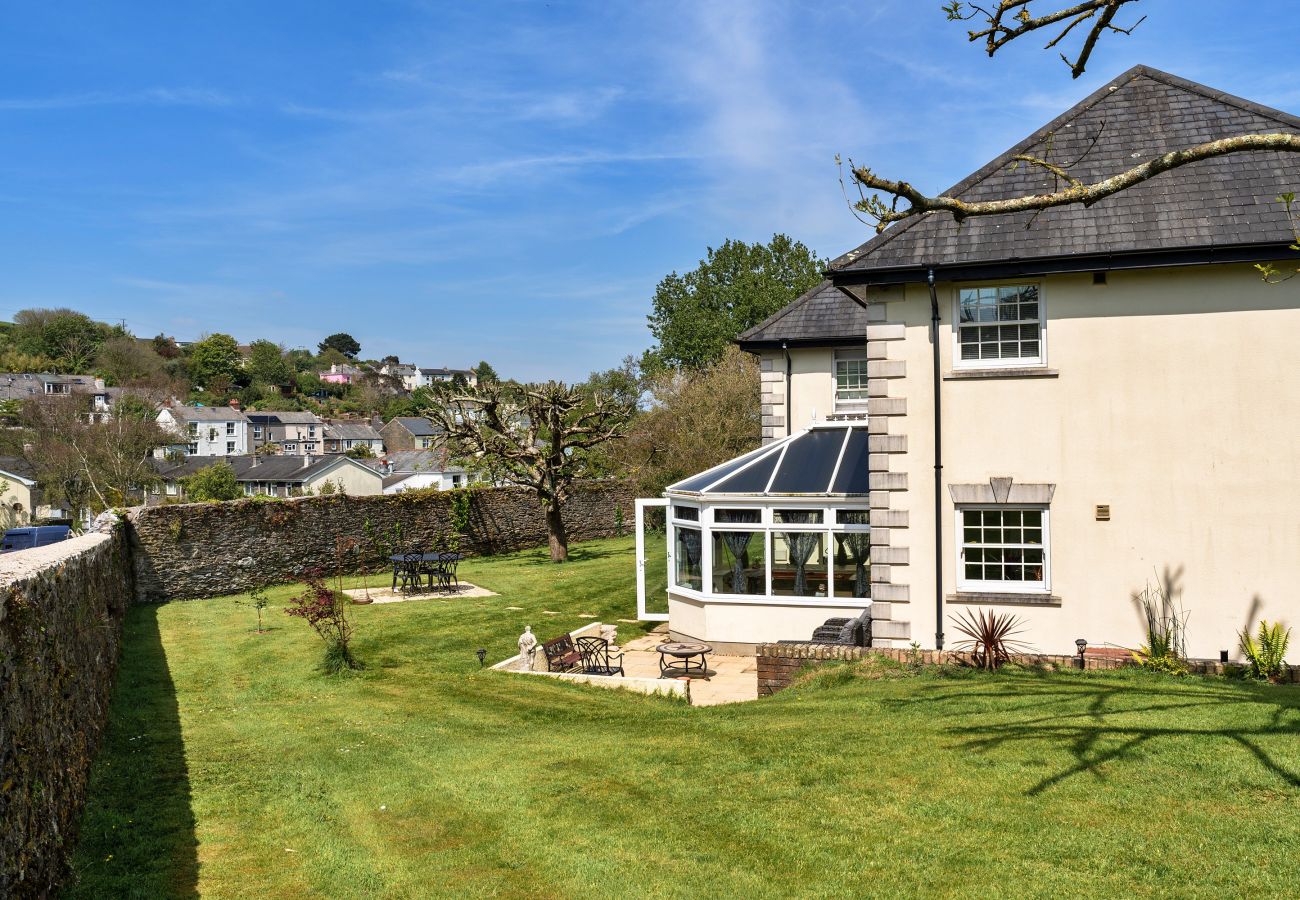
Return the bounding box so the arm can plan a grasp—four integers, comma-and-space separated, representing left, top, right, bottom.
643, 234, 824, 372
246, 339, 294, 387
186, 333, 243, 392
182, 462, 241, 502
472, 360, 499, 384
12, 308, 118, 372
318, 333, 361, 359
419, 380, 634, 562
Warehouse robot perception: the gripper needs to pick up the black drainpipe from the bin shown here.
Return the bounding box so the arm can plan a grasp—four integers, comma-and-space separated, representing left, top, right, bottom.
782, 340, 792, 437
928, 268, 944, 650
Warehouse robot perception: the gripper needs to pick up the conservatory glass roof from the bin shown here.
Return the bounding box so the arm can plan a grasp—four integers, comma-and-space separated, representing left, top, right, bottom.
666, 423, 870, 497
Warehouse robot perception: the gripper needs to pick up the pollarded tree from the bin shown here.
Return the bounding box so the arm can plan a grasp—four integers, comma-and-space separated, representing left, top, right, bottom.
845, 1, 1300, 283
419, 380, 634, 562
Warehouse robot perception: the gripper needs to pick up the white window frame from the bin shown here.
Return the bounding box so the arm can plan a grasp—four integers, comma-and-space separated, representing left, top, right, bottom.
666, 499, 871, 604
952, 281, 1047, 369
833, 349, 869, 410
226, 441, 236, 455
955, 505, 1051, 594
186, 442, 198, 455
226, 422, 236, 435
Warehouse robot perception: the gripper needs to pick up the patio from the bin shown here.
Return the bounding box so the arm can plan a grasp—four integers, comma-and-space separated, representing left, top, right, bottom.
497, 624, 758, 706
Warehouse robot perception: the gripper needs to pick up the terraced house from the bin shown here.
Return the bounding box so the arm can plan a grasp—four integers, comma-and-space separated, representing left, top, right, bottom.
645, 66, 1300, 660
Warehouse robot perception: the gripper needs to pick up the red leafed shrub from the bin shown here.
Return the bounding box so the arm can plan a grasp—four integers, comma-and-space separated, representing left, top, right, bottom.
284, 569, 361, 672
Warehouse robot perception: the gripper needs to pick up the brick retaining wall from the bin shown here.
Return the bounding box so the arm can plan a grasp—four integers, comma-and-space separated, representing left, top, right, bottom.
756, 643, 1300, 696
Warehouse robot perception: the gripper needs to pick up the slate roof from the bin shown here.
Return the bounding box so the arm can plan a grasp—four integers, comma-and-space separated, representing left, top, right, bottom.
736, 280, 871, 348
246, 411, 322, 426
378, 449, 457, 474
324, 422, 382, 441
165, 405, 249, 423
153, 455, 373, 484
387, 416, 439, 437
0, 456, 37, 484
830, 65, 1300, 282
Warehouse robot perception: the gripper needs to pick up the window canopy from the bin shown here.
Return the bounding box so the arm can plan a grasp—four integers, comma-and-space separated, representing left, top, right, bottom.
666, 424, 870, 498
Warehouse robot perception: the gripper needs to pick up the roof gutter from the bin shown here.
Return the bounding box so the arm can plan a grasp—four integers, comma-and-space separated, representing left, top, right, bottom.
928, 268, 944, 651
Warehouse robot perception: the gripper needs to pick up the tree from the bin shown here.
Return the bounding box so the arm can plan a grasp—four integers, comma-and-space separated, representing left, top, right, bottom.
472, 360, 499, 384
246, 339, 294, 387
186, 333, 242, 391
182, 462, 241, 502
419, 380, 634, 562
12, 308, 115, 372
644, 235, 824, 372
318, 333, 361, 359
613, 346, 760, 499
22, 390, 173, 513
846, 1, 1300, 249
346, 444, 376, 459
97, 335, 165, 385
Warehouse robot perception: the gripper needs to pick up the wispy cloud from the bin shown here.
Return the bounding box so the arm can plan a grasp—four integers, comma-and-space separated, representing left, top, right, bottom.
0, 87, 234, 111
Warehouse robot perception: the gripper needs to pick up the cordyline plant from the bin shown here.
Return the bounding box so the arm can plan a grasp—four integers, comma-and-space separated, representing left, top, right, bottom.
284, 569, 361, 673
951, 608, 1030, 671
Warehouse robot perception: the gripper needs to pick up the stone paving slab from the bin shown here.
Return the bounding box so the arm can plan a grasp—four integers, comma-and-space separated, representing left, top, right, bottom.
342, 583, 497, 605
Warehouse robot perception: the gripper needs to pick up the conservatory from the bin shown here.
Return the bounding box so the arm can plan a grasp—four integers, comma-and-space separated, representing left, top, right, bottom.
635, 422, 874, 650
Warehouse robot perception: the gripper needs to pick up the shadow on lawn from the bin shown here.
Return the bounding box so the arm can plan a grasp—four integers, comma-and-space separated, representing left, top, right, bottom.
508, 541, 631, 566
909, 673, 1300, 796
63, 605, 198, 899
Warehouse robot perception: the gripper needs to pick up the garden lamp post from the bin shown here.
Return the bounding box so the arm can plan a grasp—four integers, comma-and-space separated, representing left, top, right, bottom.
476, 648, 487, 667
1075, 638, 1087, 669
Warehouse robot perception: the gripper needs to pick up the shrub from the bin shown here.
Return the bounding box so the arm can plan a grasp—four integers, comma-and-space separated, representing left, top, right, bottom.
1239, 620, 1291, 682
1132, 578, 1189, 674
950, 608, 1029, 671
284, 570, 361, 673
182, 462, 241, 502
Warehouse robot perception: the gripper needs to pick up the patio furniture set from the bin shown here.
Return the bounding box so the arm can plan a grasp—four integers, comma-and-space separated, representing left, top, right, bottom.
540, 633, 713, 679
390, 550, 463, 594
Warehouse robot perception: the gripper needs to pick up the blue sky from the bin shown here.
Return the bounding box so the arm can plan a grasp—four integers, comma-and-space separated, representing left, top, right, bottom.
1, 1, 1296, 380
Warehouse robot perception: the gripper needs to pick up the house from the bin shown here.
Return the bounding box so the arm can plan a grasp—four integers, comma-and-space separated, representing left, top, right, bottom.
0, 373, 115, 421
380, 416, 441, 450
0, 456, 78, 523
368, 449, 481, 493
152, 454, 384, 500
156, 404, 250, 457
378, 361, 419, 392
643, 65, 1300, 659
323, 420, 385, 455
320, 363, 364, 385
246, 411, 326, 455
415, 367, 477, 389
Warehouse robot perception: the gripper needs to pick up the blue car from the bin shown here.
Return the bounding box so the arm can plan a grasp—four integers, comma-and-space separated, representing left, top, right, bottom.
2, 525, 72, 552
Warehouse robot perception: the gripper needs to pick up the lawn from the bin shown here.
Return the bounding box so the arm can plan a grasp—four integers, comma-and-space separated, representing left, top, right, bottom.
66, 536, 1300, 899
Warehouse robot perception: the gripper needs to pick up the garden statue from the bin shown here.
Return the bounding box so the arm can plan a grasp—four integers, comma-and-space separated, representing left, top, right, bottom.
518, 626, 538, 670
600, 623, 618, 650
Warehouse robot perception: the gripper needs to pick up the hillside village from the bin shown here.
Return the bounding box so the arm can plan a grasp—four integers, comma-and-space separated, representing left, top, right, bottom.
0, 315, 495, 522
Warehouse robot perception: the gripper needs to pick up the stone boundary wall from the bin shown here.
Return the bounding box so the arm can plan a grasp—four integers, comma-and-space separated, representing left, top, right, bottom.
0, 524, 134, 897
128, 481, 634, 602
755, 643, 1300, 696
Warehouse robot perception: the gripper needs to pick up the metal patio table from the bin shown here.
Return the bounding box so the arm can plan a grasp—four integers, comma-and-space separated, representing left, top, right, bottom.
657, 641, 712, 678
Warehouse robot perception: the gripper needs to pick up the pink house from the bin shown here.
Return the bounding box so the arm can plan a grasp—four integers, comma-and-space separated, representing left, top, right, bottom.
320, 363, 363, 385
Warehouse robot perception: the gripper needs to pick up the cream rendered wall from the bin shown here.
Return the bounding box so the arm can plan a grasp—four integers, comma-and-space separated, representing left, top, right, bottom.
306, 462, 384, 496
785, 264, 1300, 659
0, 478, 34, 524
668, 592, 866, 650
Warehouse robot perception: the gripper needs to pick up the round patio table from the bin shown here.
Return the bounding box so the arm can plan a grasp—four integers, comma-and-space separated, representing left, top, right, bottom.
657, 641, 712, 678
387, 552, 463, 563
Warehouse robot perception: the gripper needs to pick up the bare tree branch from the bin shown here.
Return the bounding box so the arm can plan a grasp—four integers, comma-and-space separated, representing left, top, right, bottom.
943, 0, 1146, 78
848, 133, 1300, 232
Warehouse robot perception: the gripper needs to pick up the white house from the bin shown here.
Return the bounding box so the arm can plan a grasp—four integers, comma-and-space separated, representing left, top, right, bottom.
156, 405, 250, 457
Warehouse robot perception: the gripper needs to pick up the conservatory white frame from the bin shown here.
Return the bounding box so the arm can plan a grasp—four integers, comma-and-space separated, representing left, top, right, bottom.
664, 497, 872, 606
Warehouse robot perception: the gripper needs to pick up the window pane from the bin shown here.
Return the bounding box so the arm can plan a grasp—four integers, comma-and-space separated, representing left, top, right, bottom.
673, 505, 699, 521
772, 532, 828, 597
711, 531, 765, 595
833, 533, 871, 599
674, 526, 702, 590
715, 508, 760, 524
774, 509, 823, 524
959, 507, 1046, 587
836, 509, 871, 526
